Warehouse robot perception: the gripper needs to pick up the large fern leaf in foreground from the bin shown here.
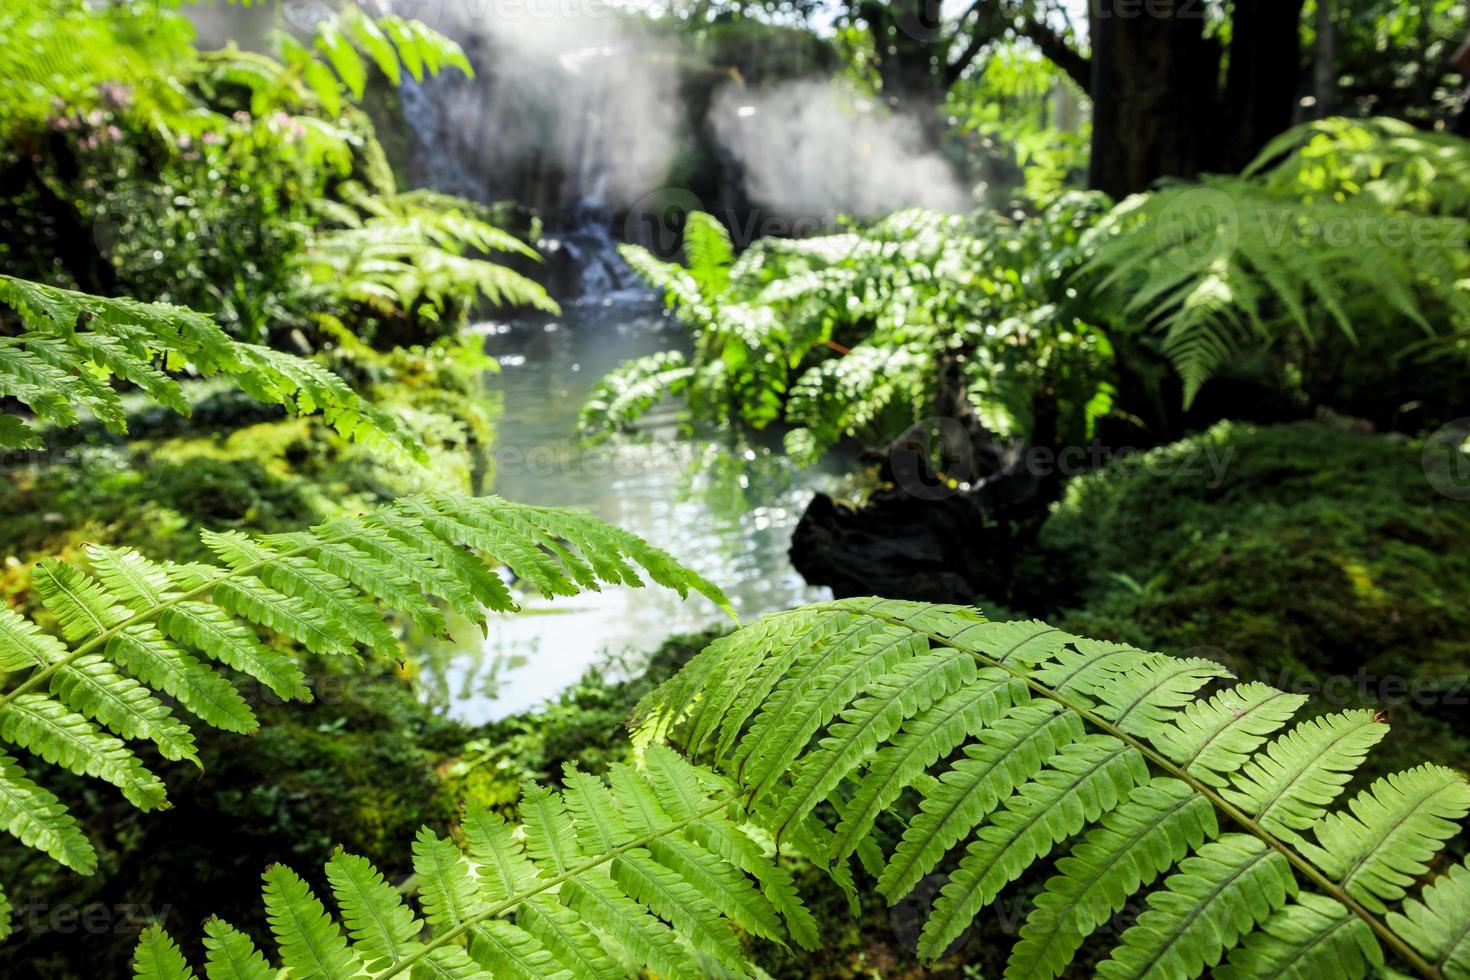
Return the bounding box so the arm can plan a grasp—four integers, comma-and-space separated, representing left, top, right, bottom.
135, 598, 1470, 978
0, 494, 728, 911
633, 598, 1470, 979
135, 746, 815, 979
0, 274, 415, 456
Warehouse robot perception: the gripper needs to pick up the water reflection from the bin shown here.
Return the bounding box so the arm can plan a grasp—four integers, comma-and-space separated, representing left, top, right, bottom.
418, 298, 836, 723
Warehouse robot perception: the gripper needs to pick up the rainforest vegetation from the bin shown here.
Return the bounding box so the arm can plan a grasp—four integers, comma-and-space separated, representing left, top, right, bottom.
1, 1, 1469, 978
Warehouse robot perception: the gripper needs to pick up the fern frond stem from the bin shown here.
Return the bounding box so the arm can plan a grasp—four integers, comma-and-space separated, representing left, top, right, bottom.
0, 539, 327, 709
379, 795, 736, 979
833, 607, 1440, 980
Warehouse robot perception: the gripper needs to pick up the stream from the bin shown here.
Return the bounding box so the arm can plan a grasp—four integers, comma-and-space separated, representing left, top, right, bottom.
418, 297, 838, 723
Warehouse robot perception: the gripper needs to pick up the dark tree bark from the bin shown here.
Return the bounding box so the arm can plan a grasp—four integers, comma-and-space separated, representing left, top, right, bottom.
859, 0, 952, 121
1313, 0, 1339, 118
1088, 0, 1221, 198
1222, 0, 1309, 170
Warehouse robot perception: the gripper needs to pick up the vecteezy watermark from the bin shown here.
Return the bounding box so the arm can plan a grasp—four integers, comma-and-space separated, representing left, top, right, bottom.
1257, 668, 1467, 709
887, 418, 1236, 502
623, 188, 706, 255
1089, 0, 1209, 20
890, 874, 973, 953
384, 0, 628, 31
280, 0, 338, 34
1179, 643, 1470, 709
1154, 187, 1240, 270
84, 0, 168, 29
1423, 418, 1470, 500
888, 0, 946, 42
8, 899, 170, 936
623, 188, 843, 254
1154, 186, 1470, 270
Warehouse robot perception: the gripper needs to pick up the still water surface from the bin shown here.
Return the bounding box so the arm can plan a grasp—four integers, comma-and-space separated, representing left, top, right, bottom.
422, 298, 835, 722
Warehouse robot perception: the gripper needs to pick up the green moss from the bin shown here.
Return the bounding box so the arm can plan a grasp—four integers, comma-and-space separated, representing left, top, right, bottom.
1016, 421, 1470, 777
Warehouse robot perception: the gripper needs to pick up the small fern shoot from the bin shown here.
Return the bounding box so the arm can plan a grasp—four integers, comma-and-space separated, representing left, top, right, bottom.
633, 598, 1470, 979
0, 494, 728, 925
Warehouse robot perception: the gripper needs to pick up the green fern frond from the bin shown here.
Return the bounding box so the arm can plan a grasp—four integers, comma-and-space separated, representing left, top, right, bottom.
634, 597, 1470, 979
578, 351, 694, 436
132, 598, 1470, 978
0, 275, 418, 457
616, 244, 708, 322
201, 918, 274, 980
682, 212, 735, 303
134, 924, 196, 980
208, 8, 472, 116
1386, 858, 1470, 978
1084, 175, 1470, 405
137, 747, 816, 979
0, 495, 727, 886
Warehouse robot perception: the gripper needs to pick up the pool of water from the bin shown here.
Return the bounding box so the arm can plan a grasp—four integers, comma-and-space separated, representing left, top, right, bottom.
421, 296, 836, 723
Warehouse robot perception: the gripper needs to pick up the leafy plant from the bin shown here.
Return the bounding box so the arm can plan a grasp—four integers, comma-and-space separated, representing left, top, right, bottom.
1083, 122, 1470, 406
300, 187, 559, 330
207, 7, 473, 119
634, 598, 1470, 978
2, 0, 550, 341
132, 597, 1470, 978
0, 274, 416, 455
587, 199, 1115, 464
0, 493, 727, 933
1248, 116, 1470, 216
132, 745, 816, 979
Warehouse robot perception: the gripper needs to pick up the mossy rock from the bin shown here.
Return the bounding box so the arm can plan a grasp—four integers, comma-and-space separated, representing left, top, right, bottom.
1015, 421, 1470, 777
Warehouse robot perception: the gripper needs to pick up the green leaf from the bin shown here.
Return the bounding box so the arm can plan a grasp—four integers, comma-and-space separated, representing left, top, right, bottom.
133, 924, 197, 980
263, 864, 365, 980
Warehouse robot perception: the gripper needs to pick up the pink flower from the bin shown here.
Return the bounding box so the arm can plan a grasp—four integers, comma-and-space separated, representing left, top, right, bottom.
202, 131, 224, 146
99, 82, 132, 107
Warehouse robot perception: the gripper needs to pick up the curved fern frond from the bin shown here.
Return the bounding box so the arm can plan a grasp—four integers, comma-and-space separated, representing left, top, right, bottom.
1083, 176, 1470, 405
634, 598, 1470, 979
208, 8, 473, 116
134, 748, 815, 979
616, 245, 708, 323
0, 274, 416, 457
0, 495, 728, 885
578, 351, 694, 436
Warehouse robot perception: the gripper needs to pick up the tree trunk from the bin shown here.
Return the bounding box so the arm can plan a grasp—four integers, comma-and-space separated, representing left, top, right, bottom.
1313, 0, 1339, 117
858, 0, 950, 136
1087, 0, 1220, 198
1222, 0, 1309, 170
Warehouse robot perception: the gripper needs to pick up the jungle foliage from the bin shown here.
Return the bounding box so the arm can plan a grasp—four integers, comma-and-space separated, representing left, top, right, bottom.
131, 598, 1470, 980
589, 116, 1470, 466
